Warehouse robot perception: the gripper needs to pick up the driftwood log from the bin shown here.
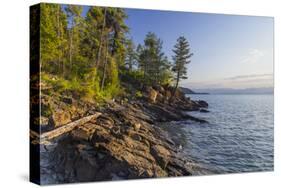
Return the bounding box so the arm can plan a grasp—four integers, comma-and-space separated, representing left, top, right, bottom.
31, 112, 102, 144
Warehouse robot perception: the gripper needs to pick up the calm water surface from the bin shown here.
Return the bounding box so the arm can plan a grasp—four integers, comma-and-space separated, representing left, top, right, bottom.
166, 94, 274, 174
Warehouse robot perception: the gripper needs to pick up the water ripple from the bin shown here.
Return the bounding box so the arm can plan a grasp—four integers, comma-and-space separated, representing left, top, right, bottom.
170, 94, 274, 173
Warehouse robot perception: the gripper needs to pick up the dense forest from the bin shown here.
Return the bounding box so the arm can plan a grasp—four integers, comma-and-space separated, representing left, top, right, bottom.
39, 4, 193, 101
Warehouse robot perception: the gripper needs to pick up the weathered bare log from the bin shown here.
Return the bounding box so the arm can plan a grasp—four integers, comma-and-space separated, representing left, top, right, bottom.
30, 130, 40, 139
31, 113, 102, 144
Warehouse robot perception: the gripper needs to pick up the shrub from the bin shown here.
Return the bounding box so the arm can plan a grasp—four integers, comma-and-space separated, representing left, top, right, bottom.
135, 91, 143, 98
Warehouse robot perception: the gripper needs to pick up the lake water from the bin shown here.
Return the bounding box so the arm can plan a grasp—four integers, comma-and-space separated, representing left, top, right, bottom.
166, 94, 274, 174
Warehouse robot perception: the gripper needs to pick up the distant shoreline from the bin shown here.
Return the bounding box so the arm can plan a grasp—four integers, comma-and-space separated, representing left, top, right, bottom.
180, 87, 209, 95
180, 87, 273, 95
187, 93, 273, 95
186, 93, 209, 95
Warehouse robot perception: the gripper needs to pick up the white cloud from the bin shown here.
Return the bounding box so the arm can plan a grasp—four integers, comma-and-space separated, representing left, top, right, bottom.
224, 73, 273, 81
241, 49, 265, 64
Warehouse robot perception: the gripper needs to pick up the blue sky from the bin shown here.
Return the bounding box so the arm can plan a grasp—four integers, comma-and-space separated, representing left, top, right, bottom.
80, 6, 274, 89
125, 8, 274, 89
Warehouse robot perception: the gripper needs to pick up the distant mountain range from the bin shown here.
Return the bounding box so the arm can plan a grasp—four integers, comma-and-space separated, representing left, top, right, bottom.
188, 87, 274, 94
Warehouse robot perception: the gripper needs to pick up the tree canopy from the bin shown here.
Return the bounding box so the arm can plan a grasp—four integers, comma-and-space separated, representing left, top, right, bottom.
171, 36, 193, 96
39, 4, 193, 101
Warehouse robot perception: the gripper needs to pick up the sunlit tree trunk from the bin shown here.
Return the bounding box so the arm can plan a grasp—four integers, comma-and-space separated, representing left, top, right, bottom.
56, 6, 63, 76
172, 71, 180, 99
101, 36, 108, 90
69, 27, 73, 72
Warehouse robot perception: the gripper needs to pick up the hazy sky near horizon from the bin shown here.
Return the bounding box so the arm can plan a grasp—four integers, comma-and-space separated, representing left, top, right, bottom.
80, 6, 274, 90
125, 8, 274, 89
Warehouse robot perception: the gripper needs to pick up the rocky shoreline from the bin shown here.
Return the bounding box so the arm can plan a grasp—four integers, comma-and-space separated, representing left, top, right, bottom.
35, 85, 209, 184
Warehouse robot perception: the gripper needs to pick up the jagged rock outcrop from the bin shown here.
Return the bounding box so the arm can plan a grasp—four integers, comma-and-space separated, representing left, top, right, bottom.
39, 101, 197, 184
37, 84, 209, 184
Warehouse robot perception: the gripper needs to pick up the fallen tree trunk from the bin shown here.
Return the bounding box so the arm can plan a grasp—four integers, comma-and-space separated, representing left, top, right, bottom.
31, 113, 102, 144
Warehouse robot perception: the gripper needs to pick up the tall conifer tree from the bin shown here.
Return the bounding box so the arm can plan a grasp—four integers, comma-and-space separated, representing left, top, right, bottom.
171, 36, 193, 97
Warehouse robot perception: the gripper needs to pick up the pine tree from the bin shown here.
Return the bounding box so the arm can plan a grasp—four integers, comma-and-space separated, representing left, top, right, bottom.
100, 7, 128, 90
171, 36, 193, 97
40, 4, 67, 74
39, 4, 183, 100
65, 5, 83, 78
125, 39, 137, 71
82, 7, 103, 67
108, 8, 128, 58
137, 32, 170, 85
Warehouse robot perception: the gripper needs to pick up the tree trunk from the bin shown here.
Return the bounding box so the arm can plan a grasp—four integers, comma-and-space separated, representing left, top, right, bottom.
96, 8, 107, 67
68, 29, 73, 70
32, 113, 102, 144
143, 58, 148, 83
111, 31, 118, 56
56, 6, 62, 76
101, 36, 108, 90
128, 59, 132, 72
69, 18, 74, 76
172, 71, 180, 99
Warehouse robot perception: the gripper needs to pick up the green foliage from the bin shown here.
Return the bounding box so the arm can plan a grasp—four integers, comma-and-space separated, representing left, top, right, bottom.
40, 5, 127, 101
135, 91, 143, 98
39, 4, 193, 103
136, 32, 172, 85
40, 3, 68, 74
41, 103, 53, 117
42, 73, 92, 99
172, 36, 193, 90
128, 69, 144, 80
159, 69, 173, 85
125, 39, 138, 71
